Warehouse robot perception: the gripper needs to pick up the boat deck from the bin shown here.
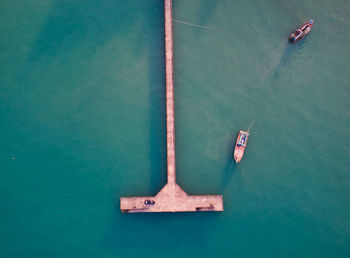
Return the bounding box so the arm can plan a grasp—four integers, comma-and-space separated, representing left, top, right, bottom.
121, 184, 223, 213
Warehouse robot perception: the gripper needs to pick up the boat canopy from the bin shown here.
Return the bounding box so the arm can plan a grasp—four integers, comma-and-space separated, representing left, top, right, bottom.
238, 132, 248, 146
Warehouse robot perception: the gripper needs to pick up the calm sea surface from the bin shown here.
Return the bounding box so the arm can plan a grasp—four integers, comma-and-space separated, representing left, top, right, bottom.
1, 0, 349, 257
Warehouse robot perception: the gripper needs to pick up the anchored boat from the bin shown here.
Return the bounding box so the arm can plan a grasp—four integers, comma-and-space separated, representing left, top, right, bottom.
233, 121, 254, 163
233, 130, 249, 163
289, 19, 313, 43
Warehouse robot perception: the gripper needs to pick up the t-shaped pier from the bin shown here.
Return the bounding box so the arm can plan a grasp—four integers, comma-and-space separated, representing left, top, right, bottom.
120, 0, 223, 213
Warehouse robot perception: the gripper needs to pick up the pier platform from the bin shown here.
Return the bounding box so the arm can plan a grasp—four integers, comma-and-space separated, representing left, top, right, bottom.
121, 184, 223, 213
120, 0, 223, 213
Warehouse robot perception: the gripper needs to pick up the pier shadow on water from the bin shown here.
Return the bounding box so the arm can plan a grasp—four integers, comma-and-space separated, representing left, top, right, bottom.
146, 3, 167, 195
104, 207, 221, 256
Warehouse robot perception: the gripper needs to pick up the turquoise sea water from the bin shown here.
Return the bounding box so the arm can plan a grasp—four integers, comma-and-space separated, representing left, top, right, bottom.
1, 0, 349, 257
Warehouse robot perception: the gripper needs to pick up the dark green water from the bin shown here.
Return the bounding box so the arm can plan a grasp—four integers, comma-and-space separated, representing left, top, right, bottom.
1, 0, 349, 257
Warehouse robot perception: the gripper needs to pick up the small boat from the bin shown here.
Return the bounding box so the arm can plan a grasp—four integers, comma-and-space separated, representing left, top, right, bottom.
233, 121, 253, 163
233, 130, 249, 163
289, 19, 313, 43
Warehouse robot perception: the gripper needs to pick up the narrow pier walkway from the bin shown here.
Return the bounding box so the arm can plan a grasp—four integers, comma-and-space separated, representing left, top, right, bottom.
120, 0, 223, 213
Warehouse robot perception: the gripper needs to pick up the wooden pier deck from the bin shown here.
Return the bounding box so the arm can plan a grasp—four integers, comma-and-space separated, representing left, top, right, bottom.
120, 0, 223, 213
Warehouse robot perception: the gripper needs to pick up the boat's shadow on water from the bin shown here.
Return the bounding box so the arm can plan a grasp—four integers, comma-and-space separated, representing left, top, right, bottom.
221, 131, 239, 190
221, 160, 238, 190
271, 40, 306, 82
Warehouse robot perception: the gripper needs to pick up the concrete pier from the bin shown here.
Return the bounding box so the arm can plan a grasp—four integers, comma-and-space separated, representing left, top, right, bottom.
120, 0, 223, 213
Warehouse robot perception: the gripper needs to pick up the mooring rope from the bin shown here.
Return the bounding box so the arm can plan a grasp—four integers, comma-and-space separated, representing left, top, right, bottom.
173, 19, 222, 32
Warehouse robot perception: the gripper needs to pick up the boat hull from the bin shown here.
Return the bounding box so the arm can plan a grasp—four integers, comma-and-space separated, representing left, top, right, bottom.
233, 130, 249, 163
289, 20, 313, 43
